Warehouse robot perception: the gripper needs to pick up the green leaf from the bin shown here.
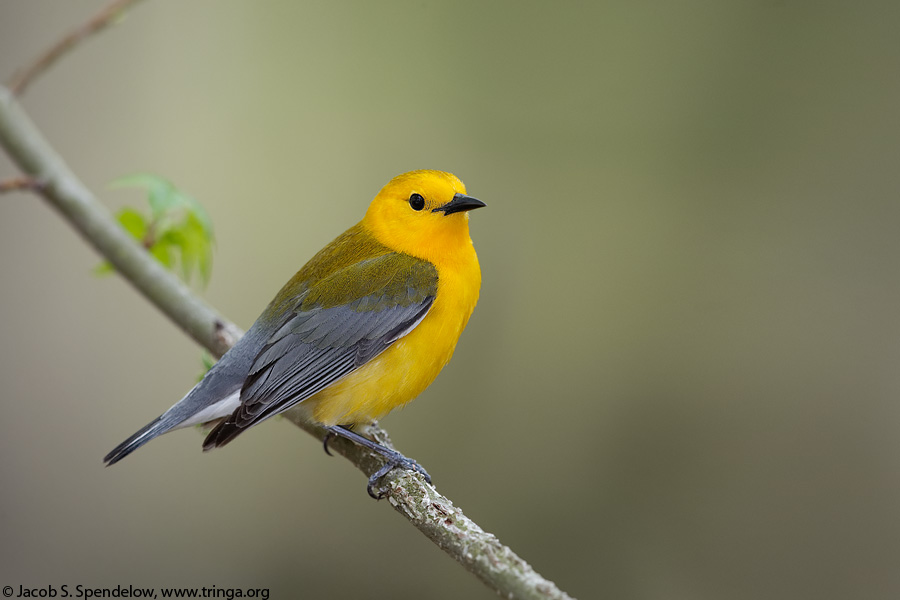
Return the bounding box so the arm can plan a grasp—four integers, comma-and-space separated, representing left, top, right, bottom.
112, 174, 177, 221
94, 208, 149, 277
156, 211, 214, 286
117, 207, 148, 240
149, 239, 174, 268
106, 173, 215, 287
198, 351, 216, 382
93, 261, 115, 276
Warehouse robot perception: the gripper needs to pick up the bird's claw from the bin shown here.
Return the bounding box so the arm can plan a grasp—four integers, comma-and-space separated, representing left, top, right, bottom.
322, 430, 336, 456
323, 425, 431, 499
366, 453, 432, 500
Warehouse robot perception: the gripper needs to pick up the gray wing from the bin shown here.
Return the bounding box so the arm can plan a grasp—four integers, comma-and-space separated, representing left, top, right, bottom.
203, 258, 437, 448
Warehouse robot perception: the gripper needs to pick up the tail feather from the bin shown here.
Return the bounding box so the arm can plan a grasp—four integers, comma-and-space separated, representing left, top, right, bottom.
103, 320, 267, 466
201, 418, 244, 451
104, 391, 243, 465
103, 416, 176, 466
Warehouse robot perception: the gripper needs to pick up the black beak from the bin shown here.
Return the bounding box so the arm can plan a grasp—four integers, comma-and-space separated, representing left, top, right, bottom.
433, 193, 486, 216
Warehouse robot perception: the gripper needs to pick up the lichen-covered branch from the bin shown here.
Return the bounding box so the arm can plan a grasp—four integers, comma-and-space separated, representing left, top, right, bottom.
278, 413, 573, 600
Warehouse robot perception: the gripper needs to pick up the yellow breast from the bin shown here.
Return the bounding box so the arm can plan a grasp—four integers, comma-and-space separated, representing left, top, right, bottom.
306, 249, 480, 426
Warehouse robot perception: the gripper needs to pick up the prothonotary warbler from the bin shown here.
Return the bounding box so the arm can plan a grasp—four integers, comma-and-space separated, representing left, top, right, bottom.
104, 170, 485, 497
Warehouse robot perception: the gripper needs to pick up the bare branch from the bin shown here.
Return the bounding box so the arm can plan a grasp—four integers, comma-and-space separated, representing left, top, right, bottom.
7, 0, 146, 95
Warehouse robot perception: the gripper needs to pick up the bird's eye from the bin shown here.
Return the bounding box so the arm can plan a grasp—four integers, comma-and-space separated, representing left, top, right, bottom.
409, 193, 425, 211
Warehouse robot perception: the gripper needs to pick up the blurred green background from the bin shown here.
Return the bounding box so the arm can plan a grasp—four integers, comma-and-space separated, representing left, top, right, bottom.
2, 1, 900, 599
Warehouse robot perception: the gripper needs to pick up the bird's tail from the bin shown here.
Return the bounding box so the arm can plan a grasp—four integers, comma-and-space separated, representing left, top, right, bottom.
103, 416, 176, 466
201, 417, 243, 451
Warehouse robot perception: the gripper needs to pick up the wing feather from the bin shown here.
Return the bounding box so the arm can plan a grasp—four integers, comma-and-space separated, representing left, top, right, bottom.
203, 252, 437, 448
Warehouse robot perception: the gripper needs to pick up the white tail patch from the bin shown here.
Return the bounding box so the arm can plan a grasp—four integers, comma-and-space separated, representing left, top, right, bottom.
176, 391, 241, 429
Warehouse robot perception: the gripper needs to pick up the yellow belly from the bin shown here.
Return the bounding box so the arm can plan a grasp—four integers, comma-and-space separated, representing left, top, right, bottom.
305, 264, 479, 426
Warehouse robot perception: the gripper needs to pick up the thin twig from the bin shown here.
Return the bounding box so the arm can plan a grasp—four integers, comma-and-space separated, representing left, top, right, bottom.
0, 175, 43, 193
7, 0, 146, 95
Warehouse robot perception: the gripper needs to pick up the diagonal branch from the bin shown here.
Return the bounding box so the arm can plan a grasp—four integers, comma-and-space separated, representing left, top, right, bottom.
7, 0, 146, 95
0, 85, 240, 357
0, 85, 574, 600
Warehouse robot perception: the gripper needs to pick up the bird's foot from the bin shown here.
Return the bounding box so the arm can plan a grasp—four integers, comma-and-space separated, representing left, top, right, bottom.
366, 450, 431, 500
322, 429, 336, 456
324, 425, 431, 499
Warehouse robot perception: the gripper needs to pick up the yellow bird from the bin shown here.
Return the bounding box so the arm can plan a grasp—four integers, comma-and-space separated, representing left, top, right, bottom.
104, 170, 484, 497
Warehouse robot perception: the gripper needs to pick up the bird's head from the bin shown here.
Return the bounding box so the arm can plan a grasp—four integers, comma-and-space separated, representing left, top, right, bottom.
363, 170, 485, 265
